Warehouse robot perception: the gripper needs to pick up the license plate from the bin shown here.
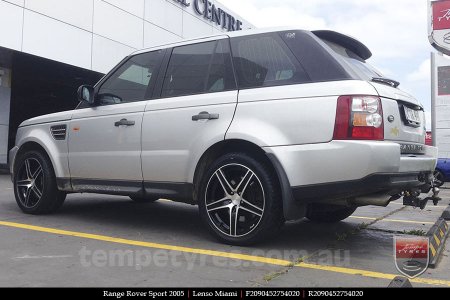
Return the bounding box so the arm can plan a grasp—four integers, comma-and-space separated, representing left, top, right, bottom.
403, 106, 421, 125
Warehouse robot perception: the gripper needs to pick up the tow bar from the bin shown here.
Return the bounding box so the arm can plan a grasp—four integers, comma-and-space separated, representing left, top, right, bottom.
402, 187, 441, 210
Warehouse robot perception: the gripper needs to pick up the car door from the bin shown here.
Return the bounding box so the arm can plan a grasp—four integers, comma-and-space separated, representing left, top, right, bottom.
141, 37, 238, 198
68, 49, 165, 193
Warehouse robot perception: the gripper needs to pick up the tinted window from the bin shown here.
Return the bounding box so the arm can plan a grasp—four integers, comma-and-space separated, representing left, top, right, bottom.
231, 33, 310, 89
98, 50, 164, 105
162, 40, 235, 98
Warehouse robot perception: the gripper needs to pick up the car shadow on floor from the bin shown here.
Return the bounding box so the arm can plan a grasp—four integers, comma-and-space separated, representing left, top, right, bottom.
40, 195, 361, 253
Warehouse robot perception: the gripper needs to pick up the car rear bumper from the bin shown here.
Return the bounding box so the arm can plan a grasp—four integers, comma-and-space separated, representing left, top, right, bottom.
264, 140, 437, 202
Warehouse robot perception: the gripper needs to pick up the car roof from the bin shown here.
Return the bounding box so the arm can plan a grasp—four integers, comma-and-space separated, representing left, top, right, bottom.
131, 26, 371, 60
131, 26, 307, 55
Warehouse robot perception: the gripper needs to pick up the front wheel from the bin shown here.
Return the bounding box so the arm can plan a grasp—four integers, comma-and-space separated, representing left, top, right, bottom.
198, 152, 284, 245
306, 204, 356, 223
14, 150, 66, 214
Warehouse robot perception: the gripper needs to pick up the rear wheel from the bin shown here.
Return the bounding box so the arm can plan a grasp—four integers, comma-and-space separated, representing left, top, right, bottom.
14, 150, 66, 214
129, 196, 159, 203
306, 204, 356, 223
433, 170, 445, 187
198, 152, 284, 245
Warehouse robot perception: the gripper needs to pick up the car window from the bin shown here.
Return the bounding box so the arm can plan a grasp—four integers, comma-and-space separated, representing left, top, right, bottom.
161, 39, 235, 98
97, 50, 164, 105
231, 33, 310, 89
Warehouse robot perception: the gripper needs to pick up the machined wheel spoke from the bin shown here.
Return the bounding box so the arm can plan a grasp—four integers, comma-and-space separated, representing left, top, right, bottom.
207, 204, 231, 213
16, 180, 32, 187
24, 188, 32, 207
229, 206, 239, 236
32, 185, 42, 199
236, 171, 253, 197
206, 196, 229, 208
25, 159, 32, 179
239, 205, 262, 218
32, 166, 43, 179
215, 169, 234, 195
241, 198, 264, 213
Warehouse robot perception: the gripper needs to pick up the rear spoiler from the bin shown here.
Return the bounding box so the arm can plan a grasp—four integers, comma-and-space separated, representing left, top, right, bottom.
312, 30, 372, 60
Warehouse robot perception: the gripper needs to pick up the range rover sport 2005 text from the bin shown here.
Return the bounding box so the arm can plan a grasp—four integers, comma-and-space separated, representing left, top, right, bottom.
9, 28, 439, 245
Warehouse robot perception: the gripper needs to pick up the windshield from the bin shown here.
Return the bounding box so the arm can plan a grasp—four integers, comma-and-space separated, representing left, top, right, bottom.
322, 40, 386, 81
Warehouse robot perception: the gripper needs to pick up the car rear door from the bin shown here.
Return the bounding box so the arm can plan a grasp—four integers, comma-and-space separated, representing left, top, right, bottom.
141, 37, 238, 196
68, 50, 165, 192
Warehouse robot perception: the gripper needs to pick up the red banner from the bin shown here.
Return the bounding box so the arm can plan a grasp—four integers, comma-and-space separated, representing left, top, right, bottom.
433, 0, 450, 30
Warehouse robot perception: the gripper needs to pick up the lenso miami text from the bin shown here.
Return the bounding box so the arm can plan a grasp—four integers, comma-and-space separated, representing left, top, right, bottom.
104, 290, 184, 299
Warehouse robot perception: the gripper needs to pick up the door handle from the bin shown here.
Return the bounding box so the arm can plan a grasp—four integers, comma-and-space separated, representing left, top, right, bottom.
192, 111, 220, 121
114, 119, 135, 127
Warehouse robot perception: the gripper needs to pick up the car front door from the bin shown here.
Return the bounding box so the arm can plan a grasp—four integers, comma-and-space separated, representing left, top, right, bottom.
68, 50, 165, 193
141, 37, 238, 199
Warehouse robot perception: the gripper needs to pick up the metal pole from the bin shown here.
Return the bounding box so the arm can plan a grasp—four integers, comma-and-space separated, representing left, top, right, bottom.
431, 52, 437, 147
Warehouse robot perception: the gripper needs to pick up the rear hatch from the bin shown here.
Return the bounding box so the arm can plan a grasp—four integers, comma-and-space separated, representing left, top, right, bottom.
315, 31, 426, 147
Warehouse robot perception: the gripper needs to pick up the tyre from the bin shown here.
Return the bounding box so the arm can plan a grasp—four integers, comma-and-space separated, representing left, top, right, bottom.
433, 170, 445, 187
306, 204, 356, 223
129, 196, 159, 203
198, 152, 283, 245
13, 150, 66, 214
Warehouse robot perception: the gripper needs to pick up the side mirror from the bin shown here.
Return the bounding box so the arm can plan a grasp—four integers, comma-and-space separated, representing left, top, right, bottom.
77, 85, 95, 105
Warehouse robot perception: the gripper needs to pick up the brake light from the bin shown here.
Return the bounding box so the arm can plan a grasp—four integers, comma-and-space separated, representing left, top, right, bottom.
333, 96, 384, 140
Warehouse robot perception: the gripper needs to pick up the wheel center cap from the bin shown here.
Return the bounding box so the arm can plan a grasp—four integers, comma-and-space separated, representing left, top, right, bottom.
230, 193, 241, 205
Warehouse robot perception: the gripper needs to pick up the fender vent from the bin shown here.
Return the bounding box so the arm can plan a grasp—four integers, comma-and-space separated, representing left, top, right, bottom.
50, 125, 67, 140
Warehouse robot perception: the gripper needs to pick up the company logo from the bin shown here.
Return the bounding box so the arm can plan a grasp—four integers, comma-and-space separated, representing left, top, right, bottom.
433, 1, 450, 30
394, 237, 429, 278
439, 9, 450, 22
444, 32, 450, 44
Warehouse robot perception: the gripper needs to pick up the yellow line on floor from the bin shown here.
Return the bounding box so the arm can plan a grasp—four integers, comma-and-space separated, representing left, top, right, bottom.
0, 221, 291, 266
295, 262, 450, 287
389, 202, 448, 209
350, 216, 435, 225
1, 220, 450, 287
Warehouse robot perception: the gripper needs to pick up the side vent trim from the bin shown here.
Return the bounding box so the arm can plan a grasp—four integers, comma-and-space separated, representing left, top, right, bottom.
50, 125, 67, 141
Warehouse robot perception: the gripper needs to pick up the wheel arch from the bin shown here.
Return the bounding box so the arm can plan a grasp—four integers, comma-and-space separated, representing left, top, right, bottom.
15, 140, 59, 178
192, 139, 306, 220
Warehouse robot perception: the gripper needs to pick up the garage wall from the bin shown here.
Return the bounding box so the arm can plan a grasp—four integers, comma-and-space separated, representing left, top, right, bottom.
0, 0, 253, 74
0, 68, 11, 165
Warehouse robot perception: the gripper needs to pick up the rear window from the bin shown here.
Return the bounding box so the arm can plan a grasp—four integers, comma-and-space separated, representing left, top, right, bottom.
230, 33, 310, 89
322, 40, 384, 80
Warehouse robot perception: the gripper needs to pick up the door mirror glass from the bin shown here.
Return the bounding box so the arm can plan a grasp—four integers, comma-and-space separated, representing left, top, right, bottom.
77, 85, 95, 105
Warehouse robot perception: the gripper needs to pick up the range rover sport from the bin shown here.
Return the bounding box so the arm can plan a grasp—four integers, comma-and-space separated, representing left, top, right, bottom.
9, 28, 438, 245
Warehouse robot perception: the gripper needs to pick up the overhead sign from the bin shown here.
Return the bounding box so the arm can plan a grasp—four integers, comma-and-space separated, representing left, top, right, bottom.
173, 0, 243, 32
429, 0, 450, 55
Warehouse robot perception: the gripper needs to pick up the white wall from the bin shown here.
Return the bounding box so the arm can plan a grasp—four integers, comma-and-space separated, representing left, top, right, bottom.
0, 0, 253, 74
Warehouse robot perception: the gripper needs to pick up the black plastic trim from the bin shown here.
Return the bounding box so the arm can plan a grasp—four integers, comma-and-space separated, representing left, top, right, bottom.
57, 178, 194, 203
291, 172, 427, 204
266, 153, 306, 220
143, 181, 194, 204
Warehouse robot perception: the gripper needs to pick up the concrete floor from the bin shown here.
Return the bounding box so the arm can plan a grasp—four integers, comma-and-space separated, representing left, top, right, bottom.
0, 174, 449, 287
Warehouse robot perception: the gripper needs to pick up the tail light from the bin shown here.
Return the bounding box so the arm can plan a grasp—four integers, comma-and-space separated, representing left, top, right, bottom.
333, 95, 384, 140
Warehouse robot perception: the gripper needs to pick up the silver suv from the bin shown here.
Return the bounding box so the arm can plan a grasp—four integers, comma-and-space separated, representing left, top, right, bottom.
9, 28, 438, 245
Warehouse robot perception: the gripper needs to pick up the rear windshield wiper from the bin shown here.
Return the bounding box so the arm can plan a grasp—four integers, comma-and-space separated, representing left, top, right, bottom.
371, 77, 400, 88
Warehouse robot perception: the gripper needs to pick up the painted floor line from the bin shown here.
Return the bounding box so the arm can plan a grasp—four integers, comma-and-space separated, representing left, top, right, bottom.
295, 263, 450, 287
350, 216, 435, 225
389, 202, 448, 209
0, 220, 449, 287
